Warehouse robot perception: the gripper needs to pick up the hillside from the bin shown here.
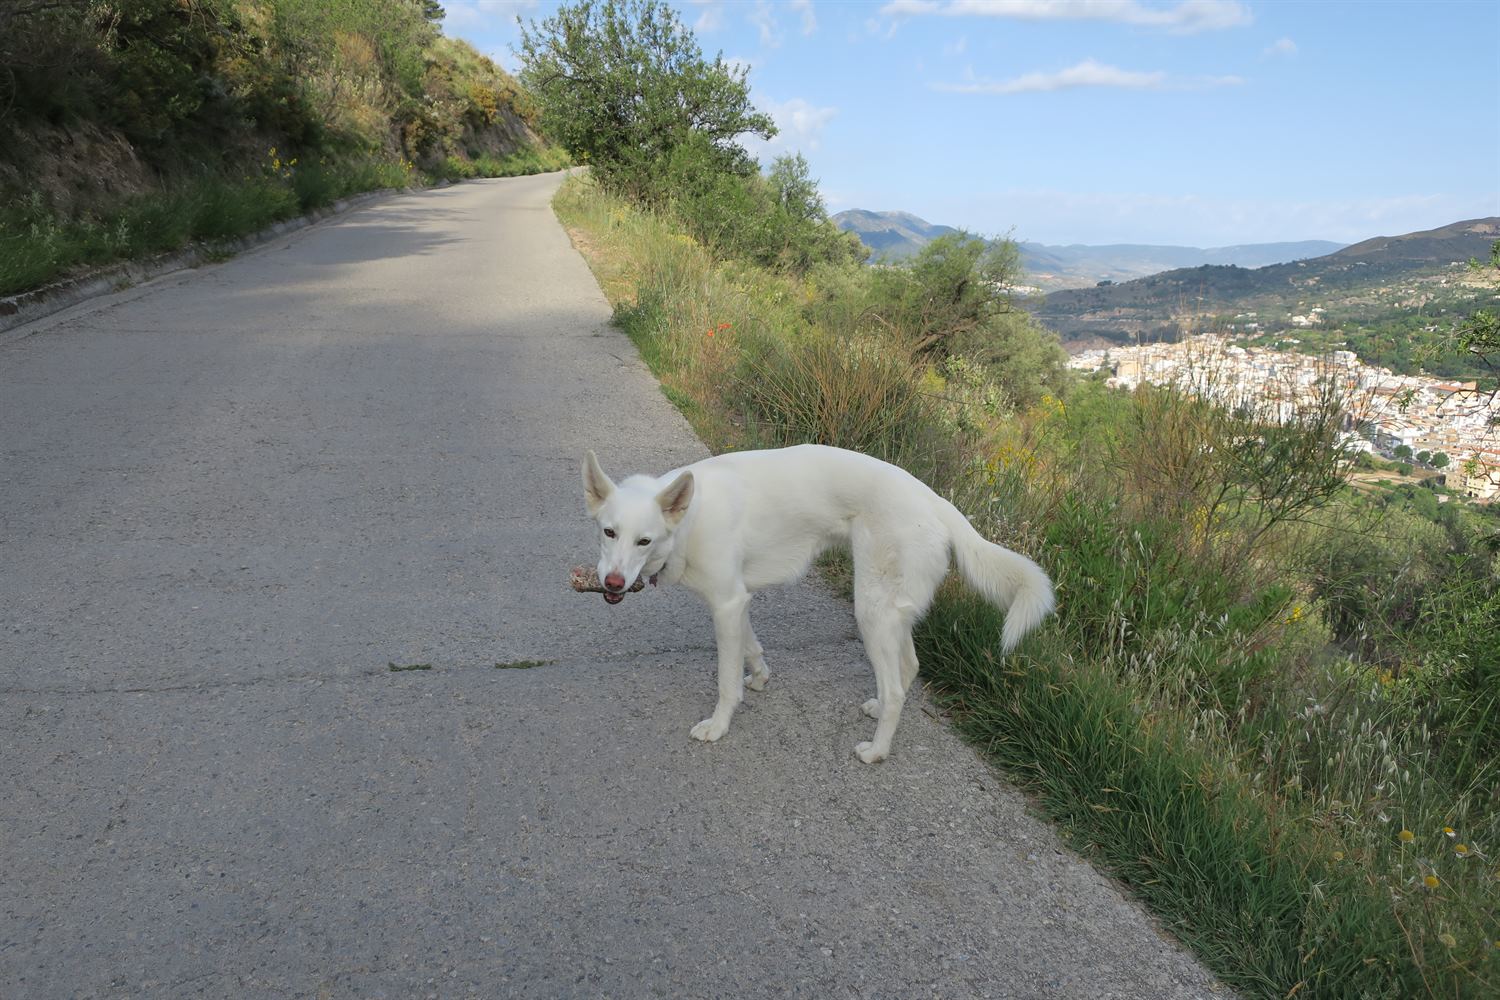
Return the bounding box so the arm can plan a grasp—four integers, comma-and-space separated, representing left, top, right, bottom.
1035, 217, 1500, 363
0, 1, 565, 297
830, 209, 959, 259
1018, 239, 1343, 288
831, 209, 1341, 288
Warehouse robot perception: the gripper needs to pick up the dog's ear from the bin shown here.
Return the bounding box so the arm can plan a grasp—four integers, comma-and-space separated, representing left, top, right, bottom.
582, 451, 615, 516
655, 471, 694, 527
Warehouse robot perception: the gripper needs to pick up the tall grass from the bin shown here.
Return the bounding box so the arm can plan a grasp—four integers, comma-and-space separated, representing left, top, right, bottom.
1, 176, 298, 296
0, 148, 570, 298
425, 145, 573, 183
555, 174, 1500, 998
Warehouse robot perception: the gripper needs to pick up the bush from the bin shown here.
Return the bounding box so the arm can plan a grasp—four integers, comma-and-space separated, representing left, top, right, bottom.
731, 328, 939, 463
868, 233, 1071, 407
518, 0, 772, 198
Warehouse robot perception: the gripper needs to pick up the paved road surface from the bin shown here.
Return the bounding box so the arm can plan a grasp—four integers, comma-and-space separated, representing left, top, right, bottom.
1, 173, 1224, 998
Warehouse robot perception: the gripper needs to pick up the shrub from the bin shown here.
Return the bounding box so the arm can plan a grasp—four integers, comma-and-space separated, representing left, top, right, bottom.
518, 0, 773, 199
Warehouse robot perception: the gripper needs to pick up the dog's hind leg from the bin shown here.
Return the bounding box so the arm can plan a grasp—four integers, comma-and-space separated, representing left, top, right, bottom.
854, 603, 913, 764
690, 590, 750, 743
899, 631, 919, 691
861, 631, 919, 718
744, 617, 770, 692
852, 518, 946, 761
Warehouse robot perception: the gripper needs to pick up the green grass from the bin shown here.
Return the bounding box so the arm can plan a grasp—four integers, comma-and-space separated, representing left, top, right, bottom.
554, 175, 1500, 998
494, 658, 553, 670
387, 662, 433, 672
916, 588, 1411, 997
0, 146, 569, 298
424, 145, 572, 183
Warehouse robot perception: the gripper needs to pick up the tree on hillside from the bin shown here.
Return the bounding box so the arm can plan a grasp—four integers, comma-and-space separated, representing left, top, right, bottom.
1460, 241, 1500, 391
868, 233, 1069, 408
874, 233, 1022, 355
517, 0, 774, 198
767, 153, 824, 223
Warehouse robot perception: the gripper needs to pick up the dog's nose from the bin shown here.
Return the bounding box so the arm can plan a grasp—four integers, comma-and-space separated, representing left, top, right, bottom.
604, 572, 626, 592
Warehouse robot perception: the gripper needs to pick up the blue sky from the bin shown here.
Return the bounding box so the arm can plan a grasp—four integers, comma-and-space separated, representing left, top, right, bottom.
440, 0, 1500, 247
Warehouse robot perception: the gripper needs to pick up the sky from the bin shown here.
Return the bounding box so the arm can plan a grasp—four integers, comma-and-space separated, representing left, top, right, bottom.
439, 0, 1500, 248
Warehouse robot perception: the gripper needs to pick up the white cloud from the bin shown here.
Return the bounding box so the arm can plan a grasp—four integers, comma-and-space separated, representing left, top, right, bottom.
933, 58, 1245, 93
1263, 37, 1297, 58
724, 55, 755, 79
741, 97, 839, 159
695, 5, 725, 34
881, 0, 1252, 34
934, 58, 1165, 93
750, 1, 784, 47
790, 0, 819, 36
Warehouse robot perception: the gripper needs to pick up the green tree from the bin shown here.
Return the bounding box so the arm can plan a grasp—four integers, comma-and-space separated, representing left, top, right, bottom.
1394, 444, 1413, 461
766, 153, 824, 223
1417, 449, 1432, 465
874, 233, 1021, 355
518, 0, 774, 198
1433, 452, 1450, 469
1449, 240, 1500, 402
870, 233, 1069, 408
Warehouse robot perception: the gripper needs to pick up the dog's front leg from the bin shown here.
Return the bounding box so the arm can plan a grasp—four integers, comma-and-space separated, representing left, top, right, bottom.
690, 592, 749, 743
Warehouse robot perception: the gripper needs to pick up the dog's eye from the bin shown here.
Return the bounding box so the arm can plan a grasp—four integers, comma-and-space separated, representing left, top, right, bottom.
603, 528, 616, 539
636, 537, 651, 547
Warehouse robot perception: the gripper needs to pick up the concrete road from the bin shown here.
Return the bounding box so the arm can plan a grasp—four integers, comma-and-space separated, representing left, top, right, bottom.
1, 173, 1224, 998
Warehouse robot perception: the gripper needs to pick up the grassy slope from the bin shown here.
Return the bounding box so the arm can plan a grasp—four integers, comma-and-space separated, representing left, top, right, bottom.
554, 174, 1499, 1000
0, 9, 569, 298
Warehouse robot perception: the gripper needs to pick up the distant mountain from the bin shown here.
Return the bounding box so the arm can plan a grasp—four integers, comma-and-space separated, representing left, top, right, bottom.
831, 210, 958, 259
1035, 217, 1500, 344
831, 209, 1342, 289
1017, 240, 1344, 288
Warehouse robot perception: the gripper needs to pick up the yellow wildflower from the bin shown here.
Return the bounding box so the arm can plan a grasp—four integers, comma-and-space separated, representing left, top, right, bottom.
1453, 843, 1469, 857
1443, 826, 1456, 838
1438, 933, 1456, 949
1423, 874, 1440, 889
1331, 851, 1344, 862
1399, 829, 1415, 843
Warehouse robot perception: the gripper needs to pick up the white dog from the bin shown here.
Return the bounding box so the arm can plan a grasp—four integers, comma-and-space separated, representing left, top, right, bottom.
582, 444, 1054, 763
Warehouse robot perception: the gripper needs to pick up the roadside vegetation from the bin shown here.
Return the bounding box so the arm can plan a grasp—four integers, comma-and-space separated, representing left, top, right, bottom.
0, 0, 569, 296
536, 2, 1499, 996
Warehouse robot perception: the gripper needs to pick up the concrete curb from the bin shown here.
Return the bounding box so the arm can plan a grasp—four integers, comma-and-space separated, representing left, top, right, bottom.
0, 185, 427, 336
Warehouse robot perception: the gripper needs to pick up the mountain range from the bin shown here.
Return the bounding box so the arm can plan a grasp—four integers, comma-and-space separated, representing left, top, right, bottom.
830, 209, 1344, 290
1033, 216, 1500, 345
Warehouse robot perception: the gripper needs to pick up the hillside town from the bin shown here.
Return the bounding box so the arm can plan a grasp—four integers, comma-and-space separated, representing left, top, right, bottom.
1070, 335, 1500, 501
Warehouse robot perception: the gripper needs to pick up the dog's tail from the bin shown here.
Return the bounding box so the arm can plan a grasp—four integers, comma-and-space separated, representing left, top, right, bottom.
937, 499, 1055, 653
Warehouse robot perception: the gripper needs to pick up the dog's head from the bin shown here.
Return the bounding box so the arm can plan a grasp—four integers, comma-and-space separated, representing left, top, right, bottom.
582, 451, 693, 604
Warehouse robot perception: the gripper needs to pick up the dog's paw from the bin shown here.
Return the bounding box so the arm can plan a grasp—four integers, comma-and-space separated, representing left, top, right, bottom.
690, 717, 729, 742
861, 698, 880, 719
855, 741, 888, 764
745, 668, 770, 692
